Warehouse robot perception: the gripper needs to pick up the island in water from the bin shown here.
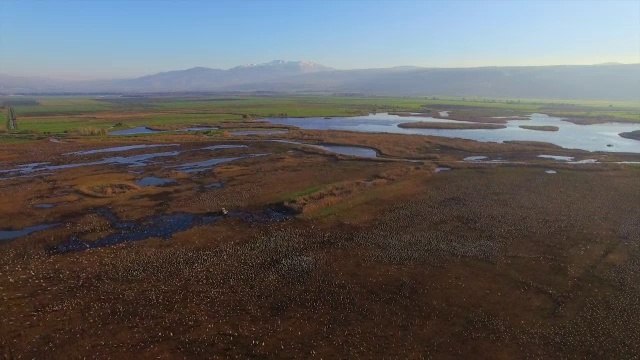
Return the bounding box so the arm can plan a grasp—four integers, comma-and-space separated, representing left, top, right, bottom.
398, 122, 506, 130
519, 125, 560, 132
620, 130, 640, 140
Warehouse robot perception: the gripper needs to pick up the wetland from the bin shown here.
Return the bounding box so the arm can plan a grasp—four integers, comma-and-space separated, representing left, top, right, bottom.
1, 95, 640, 358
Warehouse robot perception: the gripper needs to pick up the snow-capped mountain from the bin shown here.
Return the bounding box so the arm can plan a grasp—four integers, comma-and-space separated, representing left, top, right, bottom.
231, 60, 332, 73
1, 62, 639, 100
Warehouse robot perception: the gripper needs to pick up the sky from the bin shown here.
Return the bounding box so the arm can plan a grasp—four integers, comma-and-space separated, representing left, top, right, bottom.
0, 0, 639, 80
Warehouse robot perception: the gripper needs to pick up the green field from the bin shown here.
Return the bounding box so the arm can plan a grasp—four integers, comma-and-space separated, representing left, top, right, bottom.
1, 95, 639, 136
0, 112, 6, 126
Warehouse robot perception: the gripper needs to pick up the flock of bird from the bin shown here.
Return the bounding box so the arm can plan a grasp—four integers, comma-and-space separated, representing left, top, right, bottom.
2, 143, 640, 358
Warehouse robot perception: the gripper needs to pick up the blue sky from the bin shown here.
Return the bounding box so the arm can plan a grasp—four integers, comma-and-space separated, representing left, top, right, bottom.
0, 0, 638, 79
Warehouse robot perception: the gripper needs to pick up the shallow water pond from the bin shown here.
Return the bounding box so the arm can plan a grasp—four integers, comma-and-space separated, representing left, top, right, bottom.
135, 177, 176, 187
435, 167, 451, 173
539, 155, 574, 161
171, 154, 267, 173
0, 151, 181, 179
0, 224, 60, 241
264, 113, 640, 153
464, 156, 489, 161
316, 145, 377, 158
109, 127, 162, 135
49, 206, 295, 253
66, 144, 179, 156
109, 126, 218, 135
203, 144, 248, 150
180, 127, 218, 132
270, 140, 377, 158
33, 203, 56, 209
205, 182, 224, 189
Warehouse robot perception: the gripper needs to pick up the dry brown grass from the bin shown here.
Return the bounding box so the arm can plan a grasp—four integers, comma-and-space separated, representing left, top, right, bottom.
279, 129, 572, 160
74, 127, 107, 136
2, 161, 640, 358
2, 129, 640, 358
77, 183, 140, 197
284, 164, 433, 216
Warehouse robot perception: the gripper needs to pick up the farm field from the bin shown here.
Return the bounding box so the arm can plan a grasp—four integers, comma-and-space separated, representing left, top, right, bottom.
1, 95, 639, 138
1, 95, 640, 358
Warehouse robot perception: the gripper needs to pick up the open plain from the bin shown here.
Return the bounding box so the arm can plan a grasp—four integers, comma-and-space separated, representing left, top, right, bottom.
1, 95, 640, 358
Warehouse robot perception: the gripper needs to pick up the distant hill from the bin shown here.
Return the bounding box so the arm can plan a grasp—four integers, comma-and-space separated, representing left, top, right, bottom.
1, 61, 639, 100
241, 64, 640, 100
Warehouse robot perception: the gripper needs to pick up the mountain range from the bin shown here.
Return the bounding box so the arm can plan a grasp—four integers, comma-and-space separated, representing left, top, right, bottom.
1, 60, 639, 100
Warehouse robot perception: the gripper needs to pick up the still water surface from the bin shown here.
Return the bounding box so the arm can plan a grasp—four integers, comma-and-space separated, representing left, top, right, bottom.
264, 113, 640, 153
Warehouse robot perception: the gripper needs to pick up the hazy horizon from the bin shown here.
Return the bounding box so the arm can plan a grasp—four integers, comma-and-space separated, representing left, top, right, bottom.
1, 0, 638, 80
3, 60, 640, 82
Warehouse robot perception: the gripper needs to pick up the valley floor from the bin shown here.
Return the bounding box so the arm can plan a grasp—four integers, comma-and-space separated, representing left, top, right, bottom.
1, 129, 640, 358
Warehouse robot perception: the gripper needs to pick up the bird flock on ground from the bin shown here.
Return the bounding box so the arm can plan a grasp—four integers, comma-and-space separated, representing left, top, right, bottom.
2, 150, 640, 358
